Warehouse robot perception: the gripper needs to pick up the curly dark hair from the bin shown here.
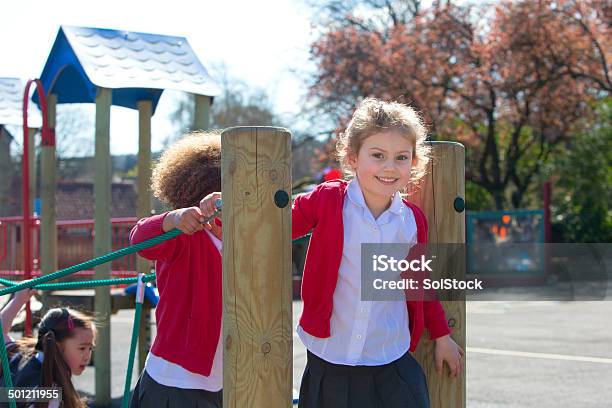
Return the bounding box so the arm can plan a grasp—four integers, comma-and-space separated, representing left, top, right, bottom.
152, 131, 221, 209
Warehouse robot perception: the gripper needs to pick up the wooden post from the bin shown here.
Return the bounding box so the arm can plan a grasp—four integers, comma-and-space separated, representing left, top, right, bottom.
222, 127, 292, 408
40, 94, 58, 313
136, 100, 152, 372
409, 142, 466, 408
94, 87, 112, 406
193, 94, 211, 131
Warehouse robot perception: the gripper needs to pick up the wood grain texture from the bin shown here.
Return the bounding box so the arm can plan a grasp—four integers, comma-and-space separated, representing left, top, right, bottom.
222, 127, 293, 408
93, 87, 112, 406
40, 94, 57, 312
409, 142, 466, 408
137, 99, 153, 372
193, 94, 211, 131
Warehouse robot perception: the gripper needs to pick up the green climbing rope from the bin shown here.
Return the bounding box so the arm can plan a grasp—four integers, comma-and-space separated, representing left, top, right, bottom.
122, 274, 144, 408
0, 275, 157, 290
0, 228, 181, 297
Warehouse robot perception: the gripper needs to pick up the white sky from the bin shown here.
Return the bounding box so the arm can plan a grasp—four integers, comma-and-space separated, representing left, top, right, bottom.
1, 0, 316, 155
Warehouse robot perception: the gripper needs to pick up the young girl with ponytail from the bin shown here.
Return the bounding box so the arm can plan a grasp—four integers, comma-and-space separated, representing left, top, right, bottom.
2, 290, 96, 408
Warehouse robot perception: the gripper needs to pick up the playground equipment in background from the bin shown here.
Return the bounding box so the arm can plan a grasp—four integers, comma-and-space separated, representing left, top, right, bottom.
21, 79, 52, 336
18, 24, 221, 405
467, 209, 548, 285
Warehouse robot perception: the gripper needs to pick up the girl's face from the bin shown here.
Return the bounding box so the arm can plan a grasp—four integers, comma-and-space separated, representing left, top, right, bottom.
58, 327, 95, 376
348, 130, 414, 209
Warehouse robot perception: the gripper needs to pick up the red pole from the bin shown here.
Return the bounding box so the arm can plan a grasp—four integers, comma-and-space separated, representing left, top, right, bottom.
22, 79, 52, 337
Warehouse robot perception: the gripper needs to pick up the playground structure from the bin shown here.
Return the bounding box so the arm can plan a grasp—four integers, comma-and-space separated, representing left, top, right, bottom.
2, 25, 221, 406
467, 209, 547, 285
0, 26, 467, 408
466, 181, 553, 287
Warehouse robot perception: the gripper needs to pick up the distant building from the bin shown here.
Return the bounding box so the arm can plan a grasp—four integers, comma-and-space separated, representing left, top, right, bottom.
55, 181, 138, 220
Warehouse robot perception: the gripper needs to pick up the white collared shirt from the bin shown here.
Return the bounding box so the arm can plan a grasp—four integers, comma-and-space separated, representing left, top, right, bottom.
297, 177, 416, 365
144, 229, 223, 391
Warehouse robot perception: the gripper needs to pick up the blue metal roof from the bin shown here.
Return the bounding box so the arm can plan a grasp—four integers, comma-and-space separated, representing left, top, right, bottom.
34, 26, 221, 113
0, 78, 42, 127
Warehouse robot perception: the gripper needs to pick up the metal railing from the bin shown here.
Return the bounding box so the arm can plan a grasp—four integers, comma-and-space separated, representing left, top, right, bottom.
0, 216, 140, 279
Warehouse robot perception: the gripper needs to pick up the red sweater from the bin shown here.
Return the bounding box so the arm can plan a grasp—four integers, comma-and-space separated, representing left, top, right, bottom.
130, 213, 222, 376
293, 180, 451, 352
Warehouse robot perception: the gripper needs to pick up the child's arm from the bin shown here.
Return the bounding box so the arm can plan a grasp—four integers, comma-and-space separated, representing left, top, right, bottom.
423, 300, 464, 378
1, 287, 35, 344
292, 185, 322, 239
423, 300, 451, 339
130, 207, 205, 261
434, 334, 464, 378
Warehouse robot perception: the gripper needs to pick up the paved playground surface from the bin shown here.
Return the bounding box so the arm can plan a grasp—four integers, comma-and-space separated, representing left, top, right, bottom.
63, 298, 612, 407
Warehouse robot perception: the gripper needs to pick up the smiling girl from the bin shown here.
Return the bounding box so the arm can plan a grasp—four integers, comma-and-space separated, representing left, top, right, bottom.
292, 97, 463, 408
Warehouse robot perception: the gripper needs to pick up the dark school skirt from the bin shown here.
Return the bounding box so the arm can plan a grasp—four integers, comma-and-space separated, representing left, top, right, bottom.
298, 350, 430, 408
129, 370, 222, 408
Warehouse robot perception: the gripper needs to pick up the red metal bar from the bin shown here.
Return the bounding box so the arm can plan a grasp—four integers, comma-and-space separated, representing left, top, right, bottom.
22, 79, 52, 337
0, 216, 137, 224
0, 217, 141, 284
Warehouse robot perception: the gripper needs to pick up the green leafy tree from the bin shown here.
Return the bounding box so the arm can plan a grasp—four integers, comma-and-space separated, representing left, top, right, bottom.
551, 99, 612, 243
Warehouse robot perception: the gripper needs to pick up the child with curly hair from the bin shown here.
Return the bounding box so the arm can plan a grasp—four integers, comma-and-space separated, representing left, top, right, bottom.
129, 131, 223, 408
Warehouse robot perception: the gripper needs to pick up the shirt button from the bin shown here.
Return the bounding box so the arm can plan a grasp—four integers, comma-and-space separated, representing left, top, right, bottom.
356, 334, 362, 340
361, 307, 367, 313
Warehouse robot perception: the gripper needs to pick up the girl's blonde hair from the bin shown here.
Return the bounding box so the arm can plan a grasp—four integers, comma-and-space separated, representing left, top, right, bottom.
336, 98, 431, 188
152, 131, 222, 209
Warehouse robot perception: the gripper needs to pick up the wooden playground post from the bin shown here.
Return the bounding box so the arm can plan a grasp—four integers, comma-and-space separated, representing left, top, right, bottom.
193, 94, 211, 131
136, 99, 153, 373
40, 93, 58, 313
93, 87, 112, 406
221, 127, 293, 408
410, 142, 466, 408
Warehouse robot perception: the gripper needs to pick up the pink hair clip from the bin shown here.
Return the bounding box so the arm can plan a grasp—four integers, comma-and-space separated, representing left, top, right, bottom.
67, 315, 75, 330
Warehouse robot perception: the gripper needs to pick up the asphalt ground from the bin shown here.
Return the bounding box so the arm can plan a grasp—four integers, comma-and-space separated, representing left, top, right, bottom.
6, 298, 612, 407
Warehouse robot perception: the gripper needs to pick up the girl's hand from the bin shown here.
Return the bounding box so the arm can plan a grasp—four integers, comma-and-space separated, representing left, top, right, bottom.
434, 334, 464, 378
200, 192, 222, 239
199, 192, 222, 221
164, 207, 205, 235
